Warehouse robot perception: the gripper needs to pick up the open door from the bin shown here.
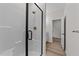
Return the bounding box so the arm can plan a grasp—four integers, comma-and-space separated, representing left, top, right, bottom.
61, 17, 66, 51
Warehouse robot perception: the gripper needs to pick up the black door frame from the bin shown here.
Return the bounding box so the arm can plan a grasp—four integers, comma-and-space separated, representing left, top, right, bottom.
26, 3, 43, 56
26, 3, 28, 56
64, 16, 66, 51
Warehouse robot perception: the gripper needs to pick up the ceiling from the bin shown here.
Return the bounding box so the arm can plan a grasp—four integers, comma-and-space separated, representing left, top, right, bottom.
46, 3, 66, 13
46, 3, 66, 20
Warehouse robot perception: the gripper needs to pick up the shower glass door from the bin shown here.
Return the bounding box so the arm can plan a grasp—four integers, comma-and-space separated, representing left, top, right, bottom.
28, 3, 43, 56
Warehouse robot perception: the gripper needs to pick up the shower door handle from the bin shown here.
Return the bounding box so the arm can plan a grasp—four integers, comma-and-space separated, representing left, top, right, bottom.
28, 30, 32, 40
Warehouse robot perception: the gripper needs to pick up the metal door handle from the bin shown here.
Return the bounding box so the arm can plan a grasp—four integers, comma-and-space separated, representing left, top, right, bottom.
72, 30, 79, 33
28, 30, 32, 40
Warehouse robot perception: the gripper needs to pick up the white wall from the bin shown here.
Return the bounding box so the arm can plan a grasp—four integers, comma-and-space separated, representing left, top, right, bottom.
0, 3, 26, 55
46, 20, 53, 42
46, 3, 65, 42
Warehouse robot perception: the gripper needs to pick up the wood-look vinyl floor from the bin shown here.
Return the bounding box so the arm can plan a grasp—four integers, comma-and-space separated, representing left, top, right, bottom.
46, 38, 65, 56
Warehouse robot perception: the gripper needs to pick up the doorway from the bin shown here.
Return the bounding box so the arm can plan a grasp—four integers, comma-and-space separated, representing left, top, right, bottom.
53, 19, 61, 41
46, 19, 65, 56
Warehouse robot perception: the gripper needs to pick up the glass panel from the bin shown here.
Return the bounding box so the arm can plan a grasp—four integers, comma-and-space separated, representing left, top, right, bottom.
0, 3, 26, 56
28, 3, 42, 56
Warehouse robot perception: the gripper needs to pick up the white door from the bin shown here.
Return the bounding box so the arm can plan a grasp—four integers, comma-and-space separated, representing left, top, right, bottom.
53, 20, 61, 39
28, 3, 42, 56
66, 4, 79, 56
61, 18, 64, 50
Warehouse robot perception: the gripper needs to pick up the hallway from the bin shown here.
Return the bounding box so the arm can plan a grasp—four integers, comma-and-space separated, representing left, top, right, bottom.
46, 38, 65, 56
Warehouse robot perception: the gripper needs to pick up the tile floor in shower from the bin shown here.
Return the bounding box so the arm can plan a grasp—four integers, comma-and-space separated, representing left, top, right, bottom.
0, 42, 25, 56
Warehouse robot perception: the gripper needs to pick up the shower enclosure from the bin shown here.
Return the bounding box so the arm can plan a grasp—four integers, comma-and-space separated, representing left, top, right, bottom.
28, 3, 43, 56
0, 3, 43, 56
